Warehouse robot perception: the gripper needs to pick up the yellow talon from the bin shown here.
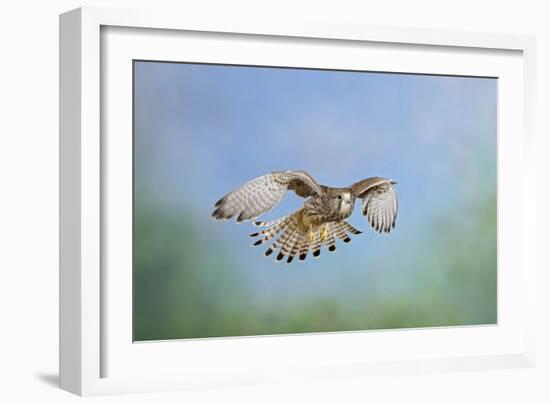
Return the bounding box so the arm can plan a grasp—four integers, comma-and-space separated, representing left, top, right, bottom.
307, 230, 315, 243
320, 225, 329, 242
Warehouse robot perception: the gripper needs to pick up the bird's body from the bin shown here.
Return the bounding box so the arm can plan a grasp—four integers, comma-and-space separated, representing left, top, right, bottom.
305, 187, 354, 221
212, 171, 398, 263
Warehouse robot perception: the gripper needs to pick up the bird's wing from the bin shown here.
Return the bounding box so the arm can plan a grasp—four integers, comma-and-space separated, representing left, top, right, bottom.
351, 177, 398, 233
212, 170, 323, 222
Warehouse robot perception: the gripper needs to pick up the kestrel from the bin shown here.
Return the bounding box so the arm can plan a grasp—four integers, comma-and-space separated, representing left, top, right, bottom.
211, 171, 398, 263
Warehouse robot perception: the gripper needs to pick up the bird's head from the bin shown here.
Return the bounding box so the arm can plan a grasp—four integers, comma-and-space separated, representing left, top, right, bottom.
326, 188, 354, 214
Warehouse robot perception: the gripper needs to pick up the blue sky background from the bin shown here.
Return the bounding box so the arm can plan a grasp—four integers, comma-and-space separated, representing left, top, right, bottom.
133, 61, 497, 340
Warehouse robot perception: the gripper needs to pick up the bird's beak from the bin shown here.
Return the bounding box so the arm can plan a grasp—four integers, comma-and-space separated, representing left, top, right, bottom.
390, 180, 397, 185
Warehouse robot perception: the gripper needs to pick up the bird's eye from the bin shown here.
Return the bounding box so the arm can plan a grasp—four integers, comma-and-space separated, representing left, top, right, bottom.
337, 194, 343, 200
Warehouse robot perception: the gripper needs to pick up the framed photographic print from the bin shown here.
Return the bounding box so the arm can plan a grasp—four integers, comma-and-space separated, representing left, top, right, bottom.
60, 7, 537, 396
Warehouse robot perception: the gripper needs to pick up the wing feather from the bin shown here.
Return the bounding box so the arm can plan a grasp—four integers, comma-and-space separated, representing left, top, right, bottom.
212, 171, 323, 222
351, 177, 398, 233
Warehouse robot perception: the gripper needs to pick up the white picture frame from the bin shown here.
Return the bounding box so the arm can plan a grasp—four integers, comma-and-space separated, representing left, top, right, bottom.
59, 6, 537, 396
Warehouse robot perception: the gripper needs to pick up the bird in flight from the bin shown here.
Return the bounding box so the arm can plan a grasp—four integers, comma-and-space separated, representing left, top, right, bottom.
212, 171, 398, 263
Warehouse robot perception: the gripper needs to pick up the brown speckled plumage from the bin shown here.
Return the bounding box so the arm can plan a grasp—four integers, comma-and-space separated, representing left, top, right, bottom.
212, 170, 398, 263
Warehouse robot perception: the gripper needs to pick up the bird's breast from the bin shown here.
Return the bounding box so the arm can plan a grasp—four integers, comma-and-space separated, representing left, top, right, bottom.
301, 204, 329, 226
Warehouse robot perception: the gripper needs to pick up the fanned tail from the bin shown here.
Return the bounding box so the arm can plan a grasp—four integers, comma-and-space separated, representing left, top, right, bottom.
250, 214, 362, 264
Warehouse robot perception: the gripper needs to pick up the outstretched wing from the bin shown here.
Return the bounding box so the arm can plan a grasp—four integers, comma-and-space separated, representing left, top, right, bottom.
351, 177, 398, 233
212, 170, 323, 222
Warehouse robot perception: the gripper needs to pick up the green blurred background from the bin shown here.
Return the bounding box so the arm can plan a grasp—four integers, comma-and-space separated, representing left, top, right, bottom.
133, 62, 497, 341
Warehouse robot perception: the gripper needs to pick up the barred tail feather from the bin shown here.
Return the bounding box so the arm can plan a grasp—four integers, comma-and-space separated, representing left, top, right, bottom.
324, 223, 337, 252
274, 225, 298, 262
311, 232, 323, 258
253, 215, 362, 263
257, 212, 309, 264
250, 219, 287, 246
253, 216, 288, 227
342, 221, 362, 235
332, 221, 352, 243
262, 215, 298, 260
330, 221, 362, 246
262, 216, 295, 257
298, 235, 310, 261
286, 231, 304, 264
